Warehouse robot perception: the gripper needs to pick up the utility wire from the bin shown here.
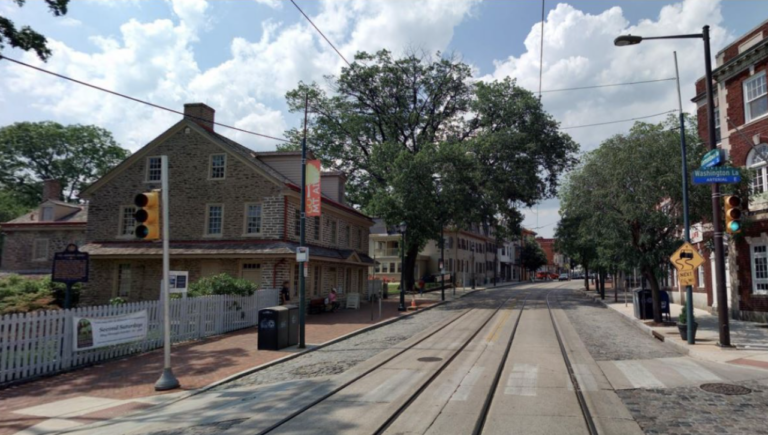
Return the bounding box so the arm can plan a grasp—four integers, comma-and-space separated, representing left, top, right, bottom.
0, 55, 290, 143
290, 0, 350, 66
560, 109, 676, 130
540, 77, 676, 94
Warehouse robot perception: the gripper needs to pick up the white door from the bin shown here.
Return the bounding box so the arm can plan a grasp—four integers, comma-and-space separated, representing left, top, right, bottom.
241, 263, 262, 287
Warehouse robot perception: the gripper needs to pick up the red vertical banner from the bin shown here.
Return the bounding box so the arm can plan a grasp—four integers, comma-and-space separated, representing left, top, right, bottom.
306, 160, 322, 217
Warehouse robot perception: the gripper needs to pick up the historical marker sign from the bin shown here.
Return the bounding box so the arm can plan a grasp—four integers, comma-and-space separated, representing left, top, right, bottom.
52, 244, 89, 284
692, 167, 741, 185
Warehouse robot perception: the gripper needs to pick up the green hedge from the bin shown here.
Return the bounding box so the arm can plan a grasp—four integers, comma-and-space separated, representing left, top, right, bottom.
0, 274, 73, 314
188, 273, 258, 297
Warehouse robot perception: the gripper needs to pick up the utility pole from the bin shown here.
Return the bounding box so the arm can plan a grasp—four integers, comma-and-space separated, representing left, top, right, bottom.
299, 95, 308, 349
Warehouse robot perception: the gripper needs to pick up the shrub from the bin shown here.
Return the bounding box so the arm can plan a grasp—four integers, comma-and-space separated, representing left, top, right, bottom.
0, 274, 61, 314
188, 273, 257, 297
109, 297, 127, 305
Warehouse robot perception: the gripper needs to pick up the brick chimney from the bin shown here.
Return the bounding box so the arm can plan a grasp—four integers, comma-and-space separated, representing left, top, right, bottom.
42, 179, 61, 202
184, 103, 215, 131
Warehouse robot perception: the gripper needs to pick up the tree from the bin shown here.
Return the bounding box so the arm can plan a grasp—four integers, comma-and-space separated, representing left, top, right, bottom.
0, 122, 130, 204
0, 0, 70, 61
521, 239, 547, 277
283, 50, 577, 290
557, 115, 735, 322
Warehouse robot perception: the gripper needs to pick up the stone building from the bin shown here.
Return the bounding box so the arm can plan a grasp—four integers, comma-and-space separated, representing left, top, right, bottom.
78, 103, 374, 305
685, 19, 768, 321
1, 180, 87, 275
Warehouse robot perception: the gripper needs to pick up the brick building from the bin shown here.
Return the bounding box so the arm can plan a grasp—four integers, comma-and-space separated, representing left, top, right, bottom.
1, 180, 87, 275
689, 18, 768, 321
78, 103, 374, 305
535, 237, 568, 275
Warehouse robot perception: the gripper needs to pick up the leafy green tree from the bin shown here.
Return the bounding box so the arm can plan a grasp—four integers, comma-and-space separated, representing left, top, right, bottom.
520, 238, 548, 277
0, 121, 129, 204
0, 0, 70, 61
557, 115, 731, 322
283, 50, 577, 290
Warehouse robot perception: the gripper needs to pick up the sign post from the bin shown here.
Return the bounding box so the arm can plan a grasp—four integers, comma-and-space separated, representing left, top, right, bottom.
52, 244, 89, 309
669, 242, 705, 344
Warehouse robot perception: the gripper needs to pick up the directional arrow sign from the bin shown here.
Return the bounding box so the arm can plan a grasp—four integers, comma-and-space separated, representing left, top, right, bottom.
670, 242, 705, 286
692, 167, 741, 185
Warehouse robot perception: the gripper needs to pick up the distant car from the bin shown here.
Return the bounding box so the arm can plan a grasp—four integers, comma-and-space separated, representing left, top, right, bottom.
558, 273, 569, 281
536, 272, 548, 280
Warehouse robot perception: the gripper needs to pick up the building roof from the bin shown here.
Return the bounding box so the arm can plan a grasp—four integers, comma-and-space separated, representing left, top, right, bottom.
80, 240, 374, 264
3, 204, 87, 226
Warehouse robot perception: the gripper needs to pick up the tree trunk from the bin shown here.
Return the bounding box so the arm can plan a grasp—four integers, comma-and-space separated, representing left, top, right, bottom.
643, 266, 663, 324
614, 268, 618, 302
599, 269, 606, 300
584, 264, 590, 291
403, 245, 419, 292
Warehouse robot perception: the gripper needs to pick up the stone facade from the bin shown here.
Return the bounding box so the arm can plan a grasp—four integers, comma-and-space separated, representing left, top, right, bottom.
1, 228, 86, 274
80, 105, 373, 304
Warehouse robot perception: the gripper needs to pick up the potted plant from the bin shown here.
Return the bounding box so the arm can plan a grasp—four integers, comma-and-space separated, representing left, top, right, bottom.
677, 308, 698, 341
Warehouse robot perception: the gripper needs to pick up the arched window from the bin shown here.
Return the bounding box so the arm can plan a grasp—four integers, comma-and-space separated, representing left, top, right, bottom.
747, 144, 768, 195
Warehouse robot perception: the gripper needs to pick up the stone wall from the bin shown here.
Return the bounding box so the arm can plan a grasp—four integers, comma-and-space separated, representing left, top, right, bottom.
1, 229, 86, 273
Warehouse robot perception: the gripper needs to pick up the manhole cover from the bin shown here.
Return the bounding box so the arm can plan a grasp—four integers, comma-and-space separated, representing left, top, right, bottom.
418, 357, 443, 362
700, 383, 752, 395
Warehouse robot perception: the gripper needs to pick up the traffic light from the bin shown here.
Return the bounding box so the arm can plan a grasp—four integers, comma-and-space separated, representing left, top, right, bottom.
724, 195, 742, 234
134, 192, 160, 240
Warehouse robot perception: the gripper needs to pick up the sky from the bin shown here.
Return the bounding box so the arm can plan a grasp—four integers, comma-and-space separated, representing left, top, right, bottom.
2, 0, 768, 237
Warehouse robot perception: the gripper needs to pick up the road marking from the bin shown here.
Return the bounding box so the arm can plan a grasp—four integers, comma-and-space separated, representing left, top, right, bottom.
360, 370, 420, 403
613, 361, 665, 389
505, 364, 538, 396
450, 366, 486, 401
668, 358, 722, 382
485, 304, 515, 343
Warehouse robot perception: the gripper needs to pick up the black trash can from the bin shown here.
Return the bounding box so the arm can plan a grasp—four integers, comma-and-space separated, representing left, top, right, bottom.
258, 306, 289, 351
636, 289, 654, 319
660, 290, 671, 321
285, 304, 299, 346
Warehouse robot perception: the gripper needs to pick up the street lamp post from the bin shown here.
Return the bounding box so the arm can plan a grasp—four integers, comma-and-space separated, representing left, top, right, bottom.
615, 25, 730, 346
471, 244, 476, 290
398, 222, 407, 312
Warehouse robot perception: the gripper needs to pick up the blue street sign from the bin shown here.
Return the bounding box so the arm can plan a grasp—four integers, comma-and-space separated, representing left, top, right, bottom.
692, 167, 741, 185
700, 149, 723, 169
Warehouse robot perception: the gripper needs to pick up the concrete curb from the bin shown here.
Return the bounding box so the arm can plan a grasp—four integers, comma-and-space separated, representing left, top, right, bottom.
581, 290, 690, 356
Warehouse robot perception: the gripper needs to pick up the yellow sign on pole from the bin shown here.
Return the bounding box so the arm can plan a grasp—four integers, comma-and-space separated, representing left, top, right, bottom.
669, 242, 705, 286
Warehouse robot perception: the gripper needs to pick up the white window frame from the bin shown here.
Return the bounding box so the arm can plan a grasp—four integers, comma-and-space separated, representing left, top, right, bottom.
116, 263, 132, 297
209, 154, 226, 180
714, 106, 721, 144
205, 204, 224, 237
145, 156, 162, 182
41, 206, 54, 222
32, 239, 49, 262
118, 205, 137, 237
751, 244, 768, 295
697, 261, 705, 289
748, 144, 768, 205
243, 203, 262, 236
744, 71, 768, 123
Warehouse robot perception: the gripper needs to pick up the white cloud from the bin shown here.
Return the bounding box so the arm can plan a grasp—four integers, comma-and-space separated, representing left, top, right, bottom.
58, 17, 83, 27
254, 0, 284, 9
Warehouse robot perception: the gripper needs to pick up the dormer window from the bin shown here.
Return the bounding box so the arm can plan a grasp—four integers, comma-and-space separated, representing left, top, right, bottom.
41, 206, 54, 221
209, 154, 226, 180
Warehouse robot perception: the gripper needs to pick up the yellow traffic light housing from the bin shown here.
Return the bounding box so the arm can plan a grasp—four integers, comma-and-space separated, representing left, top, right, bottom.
724, 195, 742, 234
134, 192, 160, 240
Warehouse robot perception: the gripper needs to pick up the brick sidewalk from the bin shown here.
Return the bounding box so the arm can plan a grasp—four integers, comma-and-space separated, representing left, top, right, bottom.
0, 298, 436, 435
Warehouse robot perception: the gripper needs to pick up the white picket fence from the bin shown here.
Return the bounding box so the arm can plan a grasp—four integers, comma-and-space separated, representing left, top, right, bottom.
0, 289, 279, 384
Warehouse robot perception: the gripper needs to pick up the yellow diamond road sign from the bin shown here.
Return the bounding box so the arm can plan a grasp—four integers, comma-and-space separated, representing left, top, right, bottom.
670, 242, 705, 286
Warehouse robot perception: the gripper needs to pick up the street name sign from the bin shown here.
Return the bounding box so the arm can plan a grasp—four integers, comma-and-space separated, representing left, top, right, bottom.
692, 167, 741, 185
669, 242, 705, 286
700, 149, 723, 169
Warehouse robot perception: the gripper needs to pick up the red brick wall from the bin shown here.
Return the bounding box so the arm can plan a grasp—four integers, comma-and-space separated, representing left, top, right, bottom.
722, 23, 768, 64
536, 238, 556, 269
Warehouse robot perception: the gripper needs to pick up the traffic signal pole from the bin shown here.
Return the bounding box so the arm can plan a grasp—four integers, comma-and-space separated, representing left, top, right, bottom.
155, 155, 180, 390
675, 52, 695, 345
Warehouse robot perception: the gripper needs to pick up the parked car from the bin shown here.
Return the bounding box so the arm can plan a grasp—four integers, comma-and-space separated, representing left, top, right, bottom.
558, 273, 569, 281
536, 272, 548, 280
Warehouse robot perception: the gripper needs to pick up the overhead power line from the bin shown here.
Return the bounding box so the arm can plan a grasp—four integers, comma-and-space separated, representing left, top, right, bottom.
0, 55, 290, 143
540, 77, 676, 94
290, 0, 350, 66
560, 110, 676, 130
538, 0, 545, 98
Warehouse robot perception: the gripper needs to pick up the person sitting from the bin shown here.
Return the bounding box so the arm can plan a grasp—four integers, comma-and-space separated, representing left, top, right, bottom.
327, 289, 340, 312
